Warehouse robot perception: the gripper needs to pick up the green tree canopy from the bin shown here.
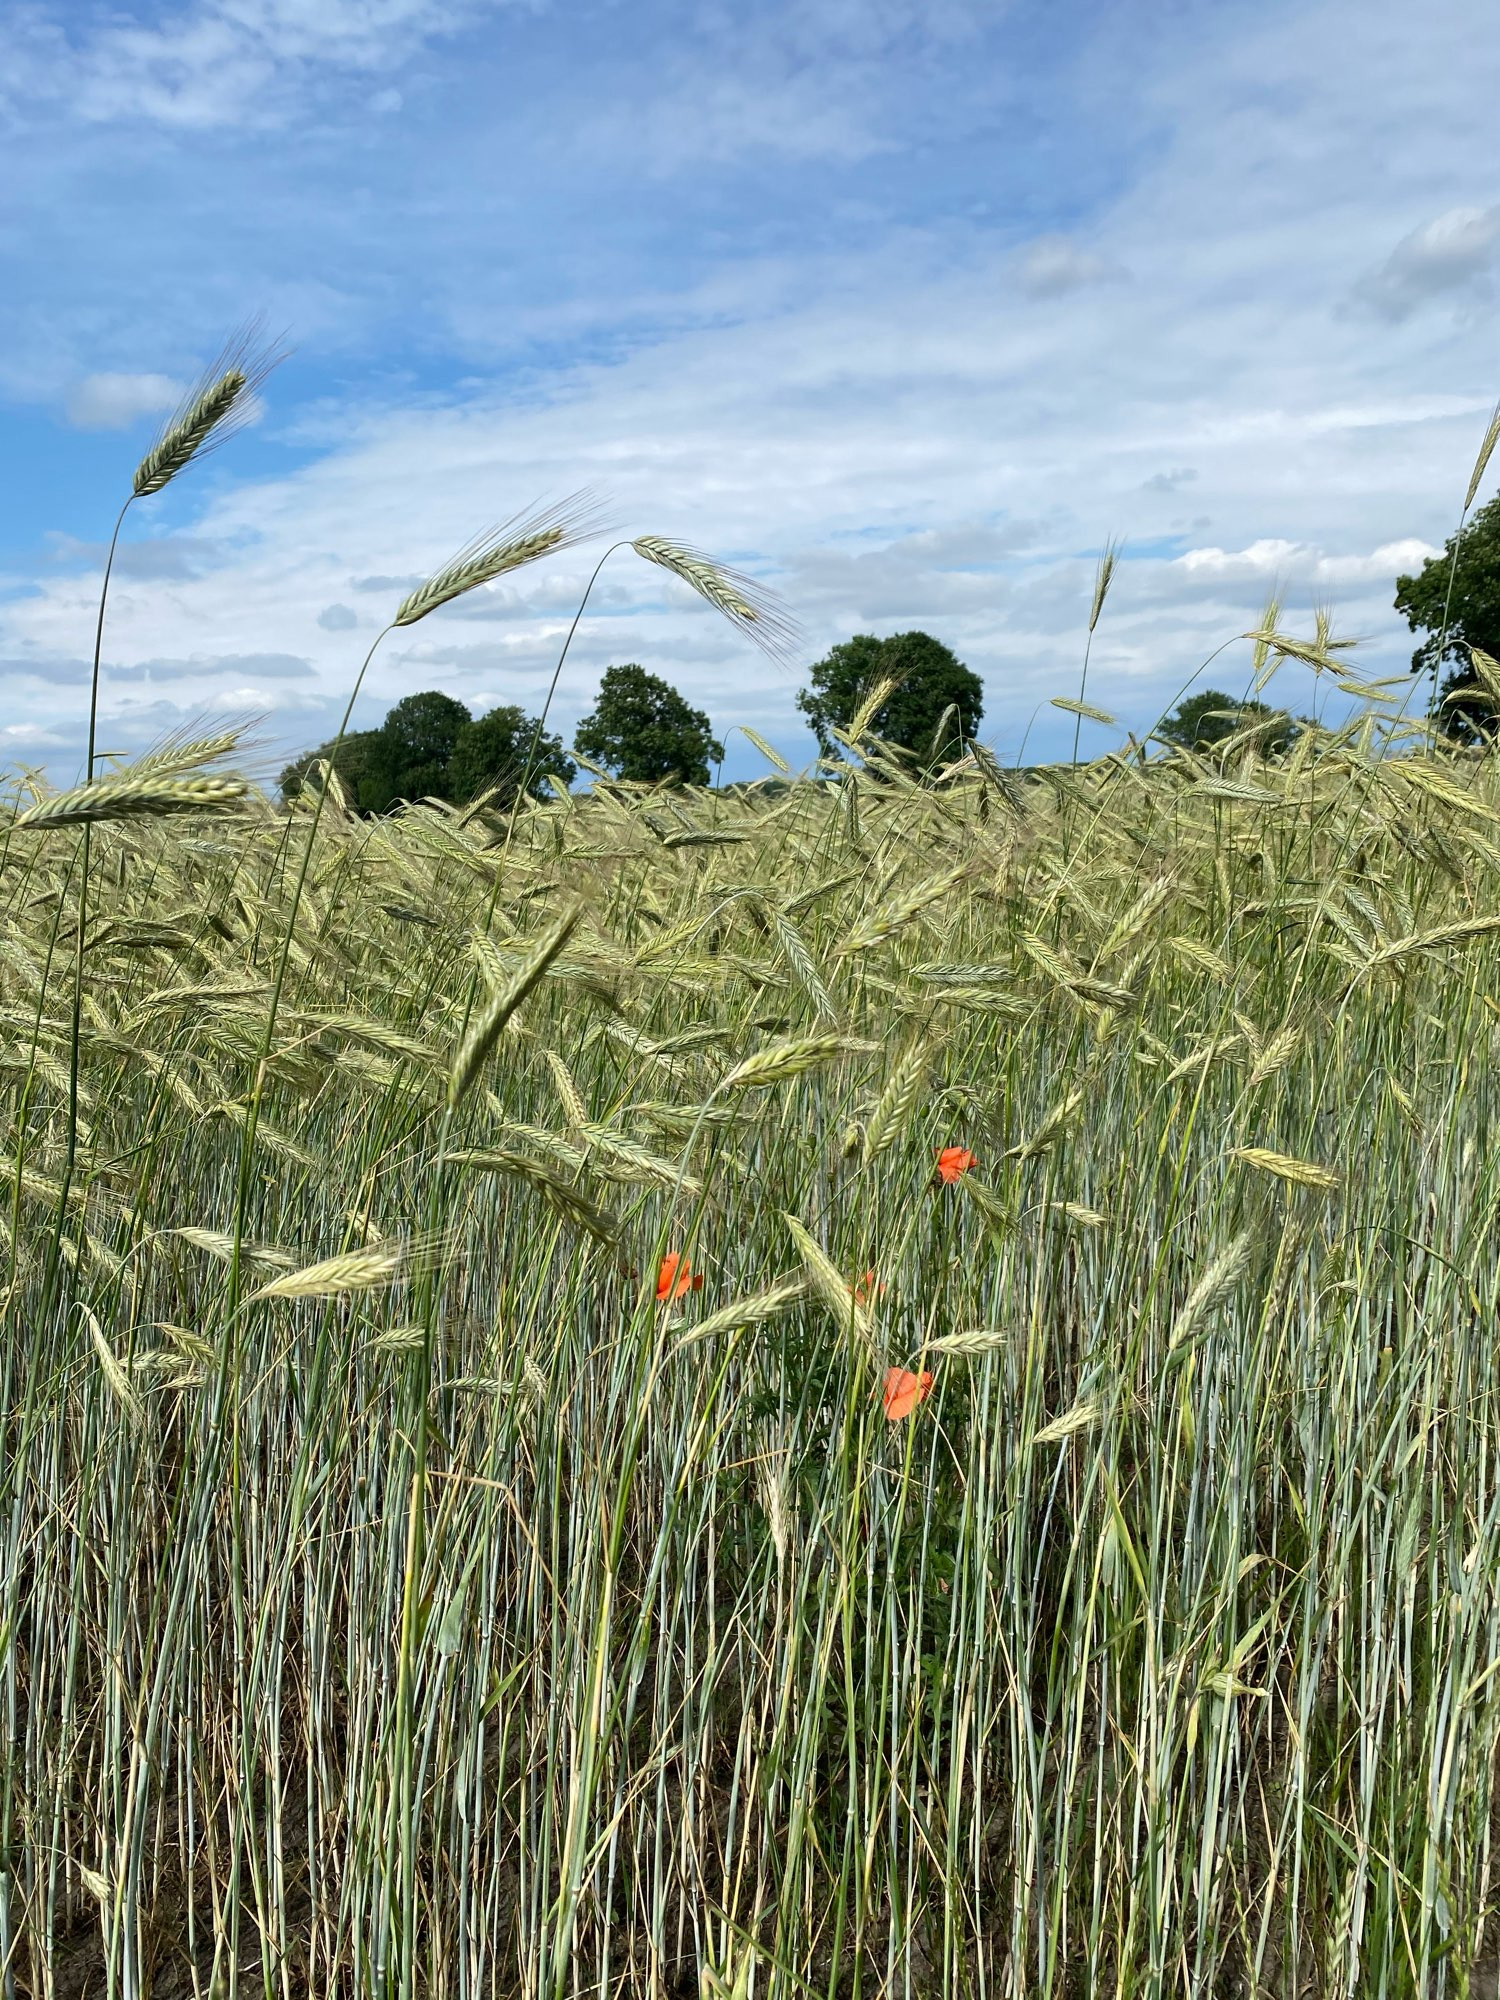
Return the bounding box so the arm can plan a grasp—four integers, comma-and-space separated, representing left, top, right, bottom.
278, 728, 393, 812
796, 630, 983, 767
1394, 494, 1500, 743
1156, 690, 1303, 757
280, 690, 473, 812
448, 704, 575, 804
574, 665, 723, 787
377, 690, 472, 805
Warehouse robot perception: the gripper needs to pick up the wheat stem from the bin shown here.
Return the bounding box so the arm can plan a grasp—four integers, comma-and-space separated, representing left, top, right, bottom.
64, 497, 131, 1196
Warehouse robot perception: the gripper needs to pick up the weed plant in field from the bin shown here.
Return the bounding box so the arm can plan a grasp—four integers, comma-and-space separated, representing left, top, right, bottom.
7, 410, 1500, 1998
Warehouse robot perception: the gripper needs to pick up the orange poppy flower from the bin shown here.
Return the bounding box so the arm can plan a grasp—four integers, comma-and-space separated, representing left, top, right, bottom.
656, 1253, 704, 1303
935, 1145, 977, 1184
882, 1366, 935, 1421
852, 1269, 887, 1306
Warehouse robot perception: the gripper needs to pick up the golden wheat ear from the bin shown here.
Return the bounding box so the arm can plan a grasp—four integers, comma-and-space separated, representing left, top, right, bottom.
132, 321, 287, 498
631, 537, 801, 667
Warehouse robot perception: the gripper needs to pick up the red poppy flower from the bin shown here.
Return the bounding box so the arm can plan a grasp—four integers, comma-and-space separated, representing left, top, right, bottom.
935, 1145, 977, 1184
852, 1269, 887, 1306
882, 1366, 935, 1421
656, 1253, 704, 1303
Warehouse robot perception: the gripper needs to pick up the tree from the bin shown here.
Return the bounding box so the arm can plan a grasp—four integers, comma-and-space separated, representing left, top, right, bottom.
376, 690, 473, 806
279, 691, 474, 813
796, 631, 983, 767
278, 728, 392, 811
1156, 690, 1302, 758
1394, 495, 1500, 743
574, 665, 723, 786
449, 704, 576, 804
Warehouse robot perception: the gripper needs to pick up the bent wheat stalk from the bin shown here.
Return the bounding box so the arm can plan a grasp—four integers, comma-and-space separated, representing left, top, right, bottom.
632, 537, 800, 666
132, 325, 284, 499
14, 776, 247, 830
395, 497, 605, 626
63, 325, 282, 1203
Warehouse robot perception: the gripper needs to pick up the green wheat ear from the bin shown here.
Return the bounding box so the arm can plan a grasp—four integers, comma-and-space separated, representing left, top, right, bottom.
395, 495, 610, 626
132, 322, 286, 498
631, 536, 802, 667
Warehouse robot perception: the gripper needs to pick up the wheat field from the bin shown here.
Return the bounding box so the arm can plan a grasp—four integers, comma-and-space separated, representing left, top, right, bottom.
5, 648, 1500, 1999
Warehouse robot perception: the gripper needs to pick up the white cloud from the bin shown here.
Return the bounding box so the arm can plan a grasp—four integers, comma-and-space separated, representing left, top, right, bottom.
1, 721, 65, 744
1353, 205, 1500, 321
65, 371, 182, 429
1176, 537, 1441, 585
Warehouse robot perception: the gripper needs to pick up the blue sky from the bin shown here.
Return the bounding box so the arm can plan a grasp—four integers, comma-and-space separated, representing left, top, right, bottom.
2, 0, 1497, 783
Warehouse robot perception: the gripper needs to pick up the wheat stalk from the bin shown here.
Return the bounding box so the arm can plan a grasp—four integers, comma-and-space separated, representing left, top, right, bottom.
1088, 538, 1121, 633
133, 325, 284, 497
131, 726, 249, 779
631, 536, 800, 664
847, 677, 901, 742
447, 908, 580, 1107
675, 1276, 809, 1348
782, 1211, 876, 1359
1357, 912, 1500, 975
1167, 1235, 1253, 1352
926, 1328, 1011, 1356
740, 727, 791, 774
245, 1238, 416, 1305
1029, 1396, 1103, 1448
13, 776, 247, 829
1246, 1022, 1301, 1086
1229, 1146, 1340, 1191
1052, 697, 1117, 725
1466, 401, 1500, 510
397, 498, 605, 626
720, 1034, 872, 1090
162, 1228, 295, 1272
82, 1306, 145, 1424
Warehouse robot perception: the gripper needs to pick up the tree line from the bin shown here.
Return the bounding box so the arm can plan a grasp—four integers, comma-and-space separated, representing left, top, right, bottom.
279, 631, 984, 806
279, 665, 725, 809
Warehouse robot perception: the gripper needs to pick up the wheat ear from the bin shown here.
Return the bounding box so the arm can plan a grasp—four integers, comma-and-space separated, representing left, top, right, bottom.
130, 725, 249, 779
447, 908, 581, 1107
720, 1035, 873, 1090
396, 496, 606, 626
133, 324, 284, 497
14, 776, 247, 830
632, 537, 800, 665
1466, 401, 1500, 510
244, 1238, 417, 1306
